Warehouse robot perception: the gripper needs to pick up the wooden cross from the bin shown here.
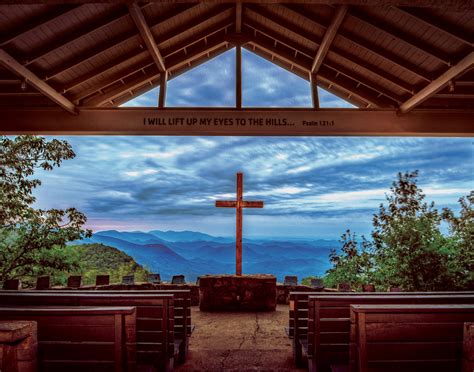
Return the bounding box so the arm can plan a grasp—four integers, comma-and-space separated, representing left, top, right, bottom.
215, 172, 264, 276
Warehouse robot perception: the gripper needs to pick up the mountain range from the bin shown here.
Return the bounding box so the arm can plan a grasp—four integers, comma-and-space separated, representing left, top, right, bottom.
71, 230, 339, 282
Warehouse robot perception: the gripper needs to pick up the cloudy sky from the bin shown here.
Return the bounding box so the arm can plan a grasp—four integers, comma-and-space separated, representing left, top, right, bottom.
32, 49, 473, 239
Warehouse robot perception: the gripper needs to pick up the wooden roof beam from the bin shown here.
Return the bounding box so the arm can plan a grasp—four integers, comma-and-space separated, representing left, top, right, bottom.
70, 21, 232, 103
85, 37, 230, 107
311, 5, 347, 74
398, 51, 474, 114
113, 44, 231, 107
44, 4, 198, 81
2, 1, 471, 10
0, 5, 82, 47
244, 32, 389, 108
128, 2, 166, 72
24, 5, 137, 67
395, 7, 472, 47
243, 21, 402, 105
236, 1, 242, 33
281, 4, 433, 82
346, 7, 452, 66
246, 5, 415, 94
0, 49, 76, 114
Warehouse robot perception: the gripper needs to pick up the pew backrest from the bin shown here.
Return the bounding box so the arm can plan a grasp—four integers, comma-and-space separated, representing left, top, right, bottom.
307, 294, 474, 372
350, 304, 474, 372
0, 292, 174, 369
0, 306, 136, 372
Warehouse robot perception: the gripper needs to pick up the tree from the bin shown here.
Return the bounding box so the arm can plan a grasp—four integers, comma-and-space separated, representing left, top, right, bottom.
371, 171, 453, 291
324, 230, 374, 289
442, 191, 474, 289
0, 136, 91, 284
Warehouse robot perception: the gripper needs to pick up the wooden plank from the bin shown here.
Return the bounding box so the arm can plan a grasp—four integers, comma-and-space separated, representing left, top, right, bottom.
0, 49, 77, 114
236, 44, 242, 108
1, 107, 473, 136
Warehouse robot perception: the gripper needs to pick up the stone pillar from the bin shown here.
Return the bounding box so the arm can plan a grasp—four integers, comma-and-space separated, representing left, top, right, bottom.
0, 321, 37, 372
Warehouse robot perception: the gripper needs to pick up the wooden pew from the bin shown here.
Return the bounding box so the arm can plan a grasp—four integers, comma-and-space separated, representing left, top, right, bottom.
0, 292, 174, 371
306, 294, 474, 372
289, 291, 474, 366
0, 306, 136, 372
350, 304, 474, 372
5, 288, 192, 363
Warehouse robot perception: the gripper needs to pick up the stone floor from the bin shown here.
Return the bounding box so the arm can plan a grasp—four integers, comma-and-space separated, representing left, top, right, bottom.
175, 304, 306, 371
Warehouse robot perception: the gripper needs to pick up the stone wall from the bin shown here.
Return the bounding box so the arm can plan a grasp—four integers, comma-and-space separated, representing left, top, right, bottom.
199, 274, 276, 311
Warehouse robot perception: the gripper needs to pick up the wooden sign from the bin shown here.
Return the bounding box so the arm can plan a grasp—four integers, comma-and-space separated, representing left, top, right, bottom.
147, 274, 161, 284
122, 275, 135, 285
0, 108, 472, 136
36, 276, 50, 290
67, 275, 82, 288
95, 275, 110, 286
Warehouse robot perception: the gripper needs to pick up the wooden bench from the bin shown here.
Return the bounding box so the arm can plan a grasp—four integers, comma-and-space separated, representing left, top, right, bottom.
306, 294, 474, 372
4, 289, 193, 355
0, 320, 37, 372
53, 289, 192, 363
288, 291, 474, 366
0, 292, 174, 371
0, 306, 136, 372
350, 304, 474, 372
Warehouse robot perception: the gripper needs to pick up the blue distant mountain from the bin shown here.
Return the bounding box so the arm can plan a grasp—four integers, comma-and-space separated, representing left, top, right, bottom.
71, 230, 339, 282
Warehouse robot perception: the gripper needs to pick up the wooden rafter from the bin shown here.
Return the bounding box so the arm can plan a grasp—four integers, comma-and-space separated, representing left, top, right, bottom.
0, 5, 82, 47
71, 20, 233, 104
84, 36, 231, 107
0, 49, 76, 114
236, 1, 242, 33
398, 51, 474, 114
128, 2, 166, 72
244, 32, 389, 108
112, 43, 232, 107
246, 5, 415, 95
44, 4, 199, 81
24, 5, 133, 67
346, 7, 452, 66
311, 5, 347, 74
395, 7, 472, 47
281, 4, 432, 82
62, 7, 231, 94
243, 21, 401, 106
2, 0, 471, 10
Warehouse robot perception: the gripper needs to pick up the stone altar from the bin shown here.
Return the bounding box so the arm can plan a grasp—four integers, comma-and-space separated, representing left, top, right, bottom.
199, 274, 276, 311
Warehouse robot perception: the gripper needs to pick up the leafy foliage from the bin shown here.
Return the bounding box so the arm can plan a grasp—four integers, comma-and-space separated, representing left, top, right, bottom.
55, 244, 150, 286
324, 230, 374, 289
0, 136, 91, 285
324, 171, 473, 291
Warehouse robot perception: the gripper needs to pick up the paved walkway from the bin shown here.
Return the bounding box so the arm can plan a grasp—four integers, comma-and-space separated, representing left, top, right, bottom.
175, 305, 306, 371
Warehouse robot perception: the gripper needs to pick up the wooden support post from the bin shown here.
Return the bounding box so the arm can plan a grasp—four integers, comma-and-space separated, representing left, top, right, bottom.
159, 71, 168, 108
310, 72, 319, 109
236, 44, 242, 109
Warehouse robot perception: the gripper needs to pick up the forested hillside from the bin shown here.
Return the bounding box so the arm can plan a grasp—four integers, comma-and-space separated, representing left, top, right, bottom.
68, 243, 149, 285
